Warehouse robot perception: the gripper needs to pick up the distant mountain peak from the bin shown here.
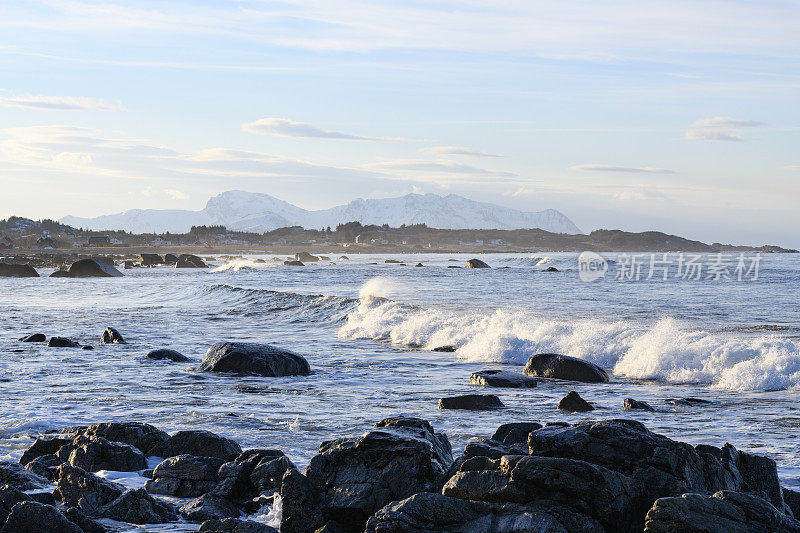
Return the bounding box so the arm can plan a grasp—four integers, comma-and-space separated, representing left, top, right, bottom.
61, 190, 582, 234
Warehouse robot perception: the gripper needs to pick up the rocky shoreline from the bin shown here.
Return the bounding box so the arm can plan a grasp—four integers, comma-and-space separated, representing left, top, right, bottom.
2, 415, 798, 533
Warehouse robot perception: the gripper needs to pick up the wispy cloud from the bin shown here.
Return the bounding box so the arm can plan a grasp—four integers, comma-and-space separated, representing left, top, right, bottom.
163, 188, 188, 200
0, 93, 123, 111
242, 118, 384, 141
613, 188, 667, 201
684, 117, 764, 142
783, 165, 800, 171
569, 164, 675, 174
421, 146, 503, 158
365, 159, 517, 178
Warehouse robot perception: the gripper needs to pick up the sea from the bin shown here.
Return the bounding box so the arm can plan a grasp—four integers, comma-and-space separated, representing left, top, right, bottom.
1, 251, 799, 529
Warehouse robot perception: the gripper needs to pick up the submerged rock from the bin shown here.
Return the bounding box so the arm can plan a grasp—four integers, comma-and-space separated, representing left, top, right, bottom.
146, 348, 190, 362
643, 491, 800, 532
543, 266, 560, 272
19, 333, 46, 342
623, 398, 655, 411
47, 337, 80, 348
431, 345, 456, 352
465, 258, 490, 268
558, 391, 595, 412
438, 394, 505, 410
198, 342, 311, 377
0, 263, 39, 277
149, 430, 242, 462
523, 353, 609, 383
283, 260, 304, 266
470, 369, 537, 388
100, 327, 126, 344
665, 397, 713, 407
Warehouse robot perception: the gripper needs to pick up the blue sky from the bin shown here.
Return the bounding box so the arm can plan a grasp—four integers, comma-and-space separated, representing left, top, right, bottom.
1, 0, 798, 246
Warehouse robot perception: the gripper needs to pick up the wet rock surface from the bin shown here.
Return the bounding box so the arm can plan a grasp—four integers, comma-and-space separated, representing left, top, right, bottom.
198, 342, 311, 377
557, 390, 595, 412
100, 327, 126, 344
438, 394, 505, 410
523, 353, 609, 383
149, 430, 242, 461
146, 455, 224, 497
145, 348, 190, 362
470, 369, 537, 388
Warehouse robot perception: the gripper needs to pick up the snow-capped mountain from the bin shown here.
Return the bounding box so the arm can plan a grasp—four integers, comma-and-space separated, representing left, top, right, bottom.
61, 191, 582, 234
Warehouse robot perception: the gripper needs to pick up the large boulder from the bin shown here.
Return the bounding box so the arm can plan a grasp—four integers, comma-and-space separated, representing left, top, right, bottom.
139, 254, 163, 267
643, 491, 800, 533
177, 254, 207, 268
19, 437, 73, 466
0, 485, 32, 525
83, 422, 169, 455
197, 342, 311, 377
465, 258, 490, 268
148, 430, 242, 462
145, 455, 225, 497
56, 435, 147, 472
100, 327, 126, 344
47, 337, 80, 348
470, 370, 537, 388
19, 333, 46, 342
98, 487, 177, 524
180, 493, 241, 522
199, 518, 277, 532
438, 394, 504, 410
213, 449, 295, 503
53, 464, 125, 515
51, 259, 123, 278
0, 263, 38, 277
295, 252, 319, 263
523, 353, 609, 383
442, 454, 647, 532
146, 348, 190, 362
0, 462, 51, 491
0, 501, 82, 533
366, 491, 604, 533
491, 422, 543, 446
288, 416, 453, 531
164, 253, 179, 265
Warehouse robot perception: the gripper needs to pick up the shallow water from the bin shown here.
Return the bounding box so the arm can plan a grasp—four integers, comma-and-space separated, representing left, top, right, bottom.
1, 251, 799, 529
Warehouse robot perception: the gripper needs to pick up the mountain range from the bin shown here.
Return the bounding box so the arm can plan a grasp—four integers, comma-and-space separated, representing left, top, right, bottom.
60, 191, 582, 234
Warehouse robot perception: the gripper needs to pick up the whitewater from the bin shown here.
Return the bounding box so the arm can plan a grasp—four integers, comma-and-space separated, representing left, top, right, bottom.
2, 251, 799, 528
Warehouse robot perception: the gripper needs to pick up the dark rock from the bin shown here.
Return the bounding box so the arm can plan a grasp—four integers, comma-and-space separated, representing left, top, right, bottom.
523, 353, 609, 383
366, 492, 604, 533
199, 518, 278, 532
0, 501, 82, 533
140, 254, 164, 267
198, 342, 311, 377
558, 391, 595, 412
665, 397, 713, 407
23, 454, 61, 480
0, 263, 39, 277
56, 435, 147, 472
47, 337, 80, 348
784, 488, 800, 518
19, 436, 73, 465
543, 266, 560, 272
470, 369, 537, 388
295, 252, 319, 263
491, 422, 543, 446
50, 270, 72, 278
0, 485, 30, 525
53, 464, 125, 515
61, 507, 108, 533
0, 461, 51, 490
300, 416, 453, 530
180, 493, 240, 521
384, 259, 402, 264
164, 253, 179, 265
463, 439, 513, 460
447, 265, 461, 268
123, 260, 135, 269
145, 455, 224, 497
82, 346, 94, 350
27, 492, 55, 506
177, 254, 207, 268
643, 490, 800, 532
62, 258, 124, 278
414, 262, 423, 267
146, 348, 190, 362
733, 448, 783, 509
248, 453, 296, 496
623, 398, 655, 411
338, 256, 349, 261
98, 487, 177, 524
283, 261, 304, 266
279, 469, 319, 533
438, 394, 504, 410
19, 333, 46, 342
149, 430, 242, 462
100, 327, 126, 344
465, 258, 490, 268
442, 454, 646, 532
431, 345, 456, 352
83, 422, 169, 455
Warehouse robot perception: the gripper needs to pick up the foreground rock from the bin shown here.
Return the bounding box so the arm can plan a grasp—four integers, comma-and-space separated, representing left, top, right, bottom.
83, 421, 169, 455
281, 416, 453, 531
0, 501, 83, 533
50, 258, 124, 278
523, 353, 609, 383
197, 342, 311, 377
0, 263, 39, 277
146, 455, 224, 497
491, 422, 543, 446
146, 348, 190, 362
214, 449, 296, 504
56, 434, 147, 472
199, 518, 277, 532
644, 491, 800, 532
558, 391, 595, 412
176, 254, 208, 268
140, 253, 164, 267
149, 430, 242, 461
470, 369, 537, 388
295, 252, 319, 263
438, 394, 505, 410
0, 462, 51, 490
19, 333, 46, 342
100, 327, 126, 344
465, 258, 490, 268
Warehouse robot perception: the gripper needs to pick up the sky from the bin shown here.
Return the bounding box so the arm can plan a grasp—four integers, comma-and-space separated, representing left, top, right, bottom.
0, 1, 798, 247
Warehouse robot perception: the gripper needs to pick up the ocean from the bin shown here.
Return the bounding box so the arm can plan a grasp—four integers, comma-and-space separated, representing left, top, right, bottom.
1, 251, 799, 528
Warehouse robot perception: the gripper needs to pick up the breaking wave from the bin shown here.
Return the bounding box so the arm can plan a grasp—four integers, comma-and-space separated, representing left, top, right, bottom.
339, 279, 800, 392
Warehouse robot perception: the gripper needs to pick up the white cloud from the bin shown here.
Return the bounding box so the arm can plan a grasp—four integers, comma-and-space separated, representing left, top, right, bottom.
421, 146, 503, 158
613, 189, 667, 201
242, 118, 384, 141
783, 165, 800, 171
364, 159, 517, 179
569, 164, 675, 174
164, 188, 188, 200
0, 93, 123, 111
685, 117, 764, 142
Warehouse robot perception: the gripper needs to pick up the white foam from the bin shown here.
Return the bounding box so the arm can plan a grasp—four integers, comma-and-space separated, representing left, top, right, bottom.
340, 278, 800, 392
